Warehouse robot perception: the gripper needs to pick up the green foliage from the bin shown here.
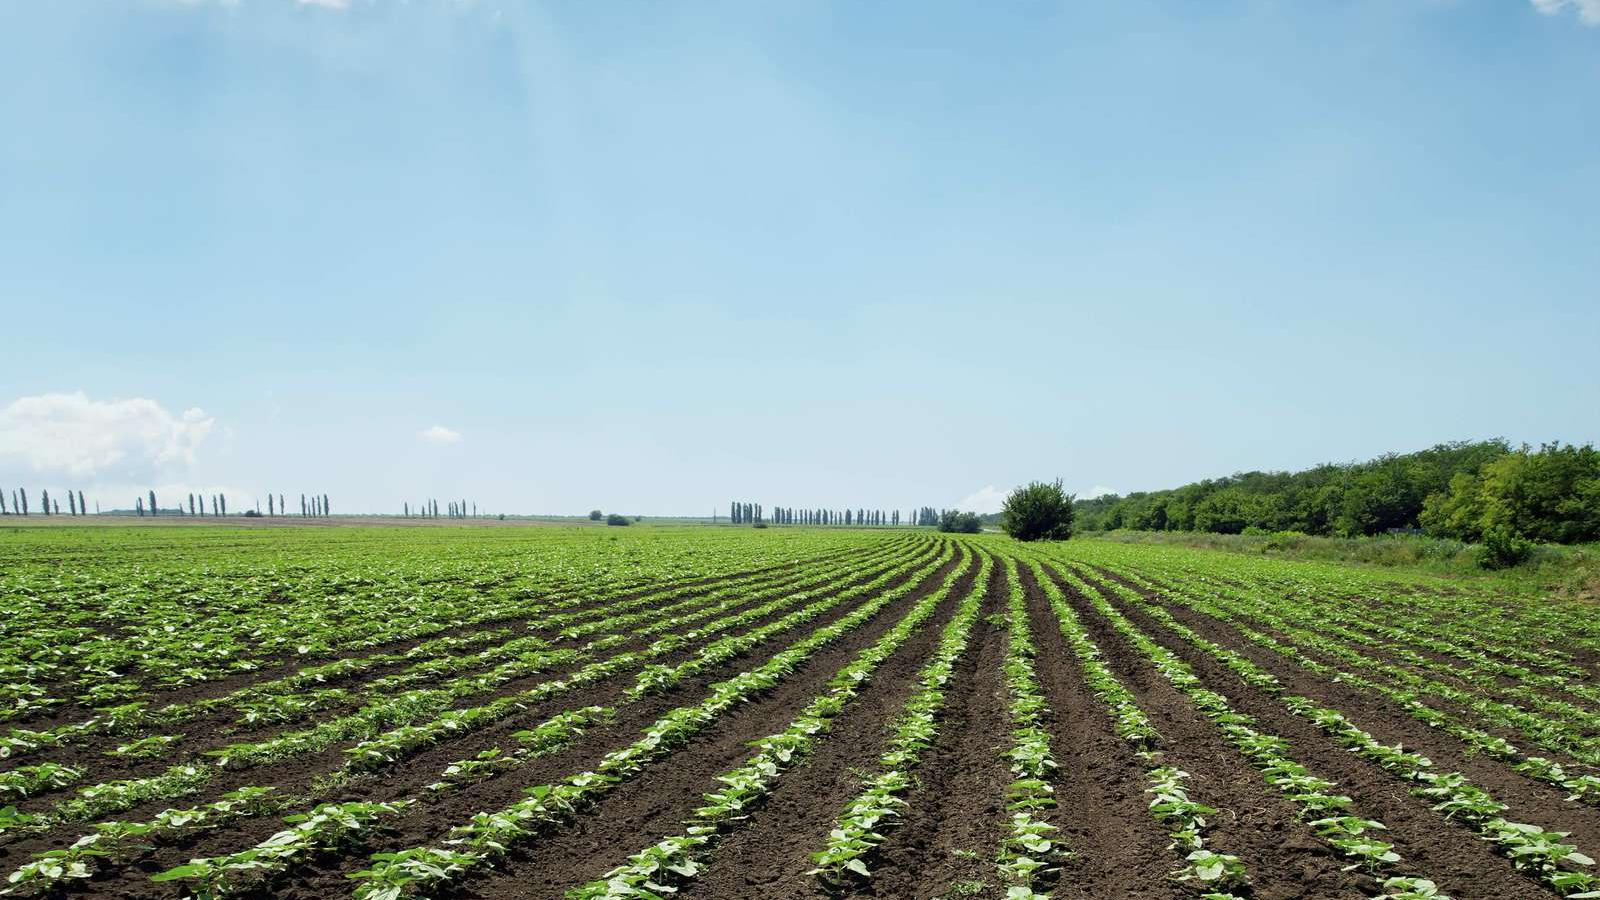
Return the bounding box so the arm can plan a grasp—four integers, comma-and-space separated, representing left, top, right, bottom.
605, 514, 631, 526
1002, 481, 1074, 542
1075, 439, 1600, 564
1478, 525, 1534, 570
937, 510, 982, 534
588, 510, 603, 521
1423, 443, 1600, 546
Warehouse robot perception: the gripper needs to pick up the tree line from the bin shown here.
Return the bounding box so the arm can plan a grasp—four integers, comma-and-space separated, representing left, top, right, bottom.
133, 491, 329, 517
0, 487, 89, 516
0, 488, 339, 517
1074, 439, 1600, 547
727, 502, 921, 526
403, 499, 479, 518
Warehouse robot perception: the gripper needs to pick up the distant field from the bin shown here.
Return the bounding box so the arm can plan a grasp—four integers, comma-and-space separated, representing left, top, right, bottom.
2, 526, 1598, 899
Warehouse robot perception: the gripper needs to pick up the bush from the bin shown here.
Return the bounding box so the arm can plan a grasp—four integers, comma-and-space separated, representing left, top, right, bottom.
938, 510, 982, 534
588, 509, 603, 521
1002, 480, 1075, 542
1477, 525, 1533, 570
752, 521, 768, 529
605, 514, 631, 527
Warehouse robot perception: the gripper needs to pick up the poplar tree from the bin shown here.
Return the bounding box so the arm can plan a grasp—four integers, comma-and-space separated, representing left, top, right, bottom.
68, 491, 76, 516
148, 490, 157, 516
19, 488, 26, 515
137, 496, 145, 516
41, 489, 51, 516
0, 489, 7, 514
78, 491, 86, 516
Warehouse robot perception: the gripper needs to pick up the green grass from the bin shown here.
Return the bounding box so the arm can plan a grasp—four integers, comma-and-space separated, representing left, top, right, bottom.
1080, 529, 1600, 601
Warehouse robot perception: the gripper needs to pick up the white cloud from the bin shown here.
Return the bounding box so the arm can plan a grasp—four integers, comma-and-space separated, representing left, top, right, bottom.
298, 0, 351, 8
418, 425, 463, 445
1081, 485, 1119, 500
0, 392, 215, 478
955, 485, 1009, 514
1531, 0, 1600, 25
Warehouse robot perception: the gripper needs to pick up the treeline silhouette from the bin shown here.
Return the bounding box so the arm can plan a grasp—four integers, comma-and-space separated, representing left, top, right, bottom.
724, 502, 957, 527
403, 499, 481, 518
1076, 439, 1600, 546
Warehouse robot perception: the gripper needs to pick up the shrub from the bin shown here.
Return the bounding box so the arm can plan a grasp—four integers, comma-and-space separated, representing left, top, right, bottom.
752, 522, 768, 529
1002, 481, 1075, 542
1477, 525, 1533, 570
605, 514, 631, 527
588, 510, 603, 521
938, 510, 982, 534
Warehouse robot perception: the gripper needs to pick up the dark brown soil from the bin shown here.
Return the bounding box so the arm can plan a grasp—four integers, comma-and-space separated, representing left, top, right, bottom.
4, 542, 890, 738
1094, 566, 1600, 861
15, 537, 1599, 900
0, 544, 949, 890
1017, 564, 1190, 900
247, 546, 972, 900
0, 542, 924, 818
1040, 565, 1367, 900
1060, 565, 1565, 900
841, 553, 1012, 900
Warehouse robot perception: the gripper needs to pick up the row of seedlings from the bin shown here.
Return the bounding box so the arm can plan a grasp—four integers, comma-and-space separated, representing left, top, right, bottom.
1075, 565, 1600, 899
338, 550, 976, 900
1021, 555, 1250, 899
1110, 563, 1600, 806
1, 546, 954, 894
994, 555, 1062, 899
558, 551, 991, 899
1051, 562, 1476, 899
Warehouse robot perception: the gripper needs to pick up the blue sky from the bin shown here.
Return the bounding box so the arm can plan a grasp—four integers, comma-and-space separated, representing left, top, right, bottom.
2, 0, 1597, 516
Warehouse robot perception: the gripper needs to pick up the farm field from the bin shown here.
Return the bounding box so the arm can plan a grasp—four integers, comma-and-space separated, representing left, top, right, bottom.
2, 527, 1600, 900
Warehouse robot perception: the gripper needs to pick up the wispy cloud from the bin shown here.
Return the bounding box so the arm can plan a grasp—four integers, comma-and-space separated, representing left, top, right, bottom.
0, 392, 215, 478
1531, 0, 1600, 25
418, 425, 463, 445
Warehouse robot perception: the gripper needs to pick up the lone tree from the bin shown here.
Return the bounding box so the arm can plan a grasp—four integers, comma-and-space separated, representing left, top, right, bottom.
589, 509, 603, 521
1001, 480, 1075, 542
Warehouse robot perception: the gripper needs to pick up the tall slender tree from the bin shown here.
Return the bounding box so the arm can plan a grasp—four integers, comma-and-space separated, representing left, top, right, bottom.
41, 489, 51, 516
19, 488, 26, 515
78, 491, 86, 517
136, 496, 144, 517
68, 491, 76, 516
0, 489, 7, 514
149, 490, 158, 516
